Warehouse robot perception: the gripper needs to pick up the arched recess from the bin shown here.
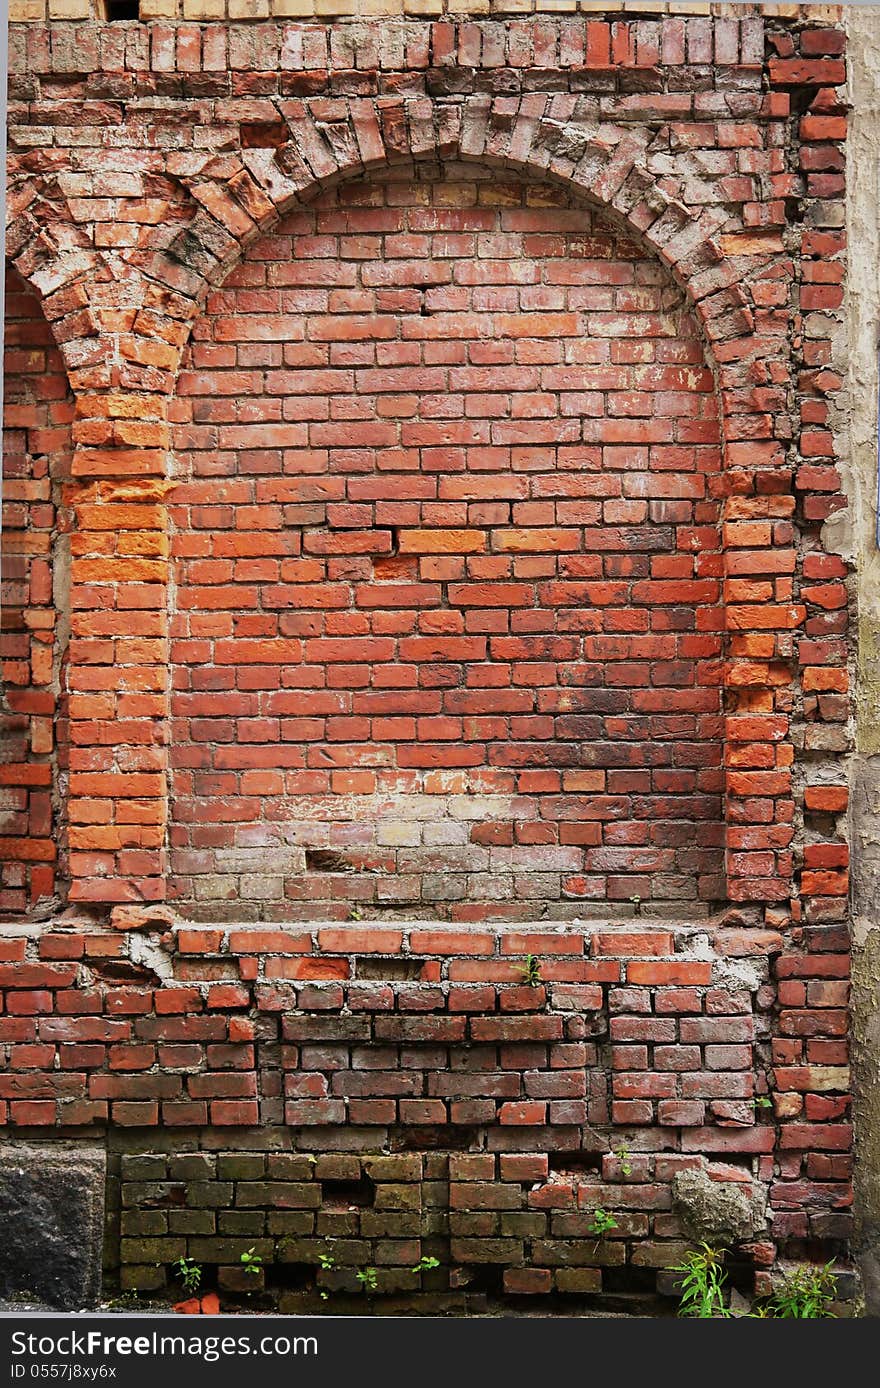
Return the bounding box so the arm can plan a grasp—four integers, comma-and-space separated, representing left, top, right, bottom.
167, 157, 727, 922
0, 264, 74, 912
4, 96, 794, 911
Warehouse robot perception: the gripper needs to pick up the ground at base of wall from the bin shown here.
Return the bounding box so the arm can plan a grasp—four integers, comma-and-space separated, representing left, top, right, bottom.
96, 1287, 860, 1319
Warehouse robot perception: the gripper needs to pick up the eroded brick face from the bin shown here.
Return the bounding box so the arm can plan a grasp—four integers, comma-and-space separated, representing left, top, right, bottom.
169, 167, 724, 921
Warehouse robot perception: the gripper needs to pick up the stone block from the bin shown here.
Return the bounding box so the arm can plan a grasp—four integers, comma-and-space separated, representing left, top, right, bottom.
0, 1143, 106, 1310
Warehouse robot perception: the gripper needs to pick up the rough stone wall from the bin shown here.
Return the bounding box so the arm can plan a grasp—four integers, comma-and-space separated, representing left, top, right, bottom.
838, 3, 880, 1317
1, 2, 858, 1312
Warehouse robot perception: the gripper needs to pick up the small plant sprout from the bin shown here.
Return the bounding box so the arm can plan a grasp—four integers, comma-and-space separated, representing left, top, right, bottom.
587, 1208, 618, 1239
415, 1256, 440, 1273
348, 905, 364, 921
356, 1267, 378, 1294
317, 1250, 335, 1302
752, 1095, 773, 1110
614, 1143, 633, 1177
519, 955, 543, 987
240, 1247, 262, 1277
764, 1263, 837, 1318
173, 1257, 202, 1296
670, 1244, 732, 1319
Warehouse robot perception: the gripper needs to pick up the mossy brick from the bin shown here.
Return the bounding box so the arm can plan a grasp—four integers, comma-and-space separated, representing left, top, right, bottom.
120, 1237, 186, 1264
188, 1238, 273, 1262
122, 1182, 186, 1208
363, 1155, 422, 1182
533, 1238, 627, 1267
277, 1238, 329, 1264
374, 1184, 423, 1211
236, 1182, 321, 1208
314, 1155, 364, 1180
278, 1237, 371, 1265
120, 1210, 168, 1237
554, 1268, 603, 1294
601, 1212, 648, 1238
372, 1239, 422, 1265
217, 1211, 268, 1237
500, 1212, 548, 1238
320, 1268, 362, 1295
186, 1182, 234, 1208
169, 1154, 217, 1180
218, 1154, 267, 1180
169, 1211, 216, 1236
424, 1155, 450, 1179
450, 1238, 524, 1264
316, 1212, 360, 1238
266, 1155, 317, 1180
373, 1268, 422, 1294
121, 1266, 167, 1292
120, 1156, 168, 1181
451, 1183, 522, 1210
656, 1270, 685, 1298
315, 1239, 371, 1266
359, 1212, 423, 1238
267, 1212, 316, 1237
449, 1154, 495, 1180
631, 1241, 693, 1268
423, 1181, 451, 1209
449, 1212, 499, 1237
218, 1266, 266, 1294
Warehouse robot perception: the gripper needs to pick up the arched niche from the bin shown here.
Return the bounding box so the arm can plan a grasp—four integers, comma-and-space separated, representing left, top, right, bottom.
167, 159, 725, 923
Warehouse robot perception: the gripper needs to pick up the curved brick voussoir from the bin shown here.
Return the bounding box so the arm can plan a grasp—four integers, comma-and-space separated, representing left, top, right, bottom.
138, 93, 732, 379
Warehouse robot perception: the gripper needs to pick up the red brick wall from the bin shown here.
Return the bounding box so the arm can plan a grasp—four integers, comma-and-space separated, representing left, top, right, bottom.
1, 8, 854, 1311
169, 168, 724, 922
0, 267, 71, 912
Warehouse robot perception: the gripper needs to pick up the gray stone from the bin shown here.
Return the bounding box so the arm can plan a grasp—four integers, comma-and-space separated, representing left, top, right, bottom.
671, 1169, 766, 1247
0, 1143, 106, 1309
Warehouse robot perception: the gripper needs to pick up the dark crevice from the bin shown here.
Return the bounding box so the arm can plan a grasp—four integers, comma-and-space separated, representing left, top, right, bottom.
105, 0, 141, 18
305, 849, 351, 873
320, 1174, 375, 1210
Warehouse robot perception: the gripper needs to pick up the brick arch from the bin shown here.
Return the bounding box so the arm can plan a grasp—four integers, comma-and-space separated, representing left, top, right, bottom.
5, 173, 106, 388
148, 97, 751, 371
5, 98, 789, 910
